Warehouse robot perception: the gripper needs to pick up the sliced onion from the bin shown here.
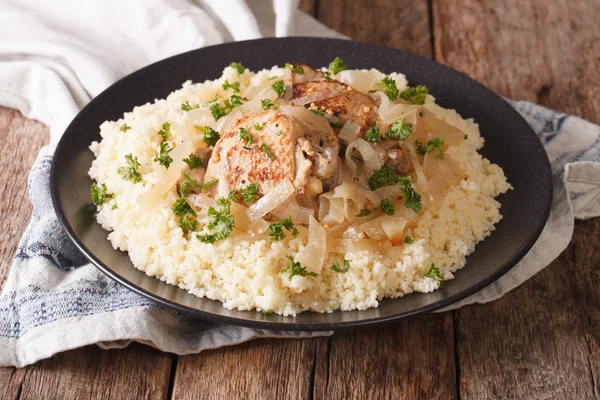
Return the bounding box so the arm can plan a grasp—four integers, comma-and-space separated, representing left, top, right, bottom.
282, 69, 293, 101
380, 105, 419, 125
279, 105, 333, 136
239, 88, 278, 114
249, 218, 269, 234
359, 218, 387, 240
188, 193, 216, 209
243, 80, 272, 100
338, 121, 361, 142
345, 139, 383, 178
423, 153, 463, 185
404, 141, 429, 193
336, 69, 381, 93
247, 179, 294, 220
374, 185, 402, 201
421, 110, 464, 145
295, 215, 326, 275
381, 216, 407, 245
137, 140, 194, 208
370, 91, 390, 113
230, 202, 251, 228
214, 108, 242, 132
290, 88, 340, 106
321, 197, 345, 225
328, 238, 387, 253
273, 199, 314, 225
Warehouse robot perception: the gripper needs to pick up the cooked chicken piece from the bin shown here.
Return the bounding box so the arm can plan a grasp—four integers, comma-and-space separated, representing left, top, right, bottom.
293, 80, 378, 134
297, 138, 341, 192
379, 139, 412, 174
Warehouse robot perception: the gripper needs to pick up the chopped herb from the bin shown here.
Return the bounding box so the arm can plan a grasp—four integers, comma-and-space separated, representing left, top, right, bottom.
311, 108, 325, 117
158, 122, 171, 141
380, 77, 399, 100
368, 167, 399, 190
154, 142, 173, 168
267, 217, 298, 241
183, 154, 204, 170
180, 174, 217, 198
351, 155, 363, 162
356, 209, 373, 217
230, 62, 245, 74
172, 198, 198, 234
464, 134, 469, 140
271, 80, 287, 98
196, 197, 235, 244
425, 263, 445, 287
324, 71, 332, 80
112, 204, 118, 210
419, 111, 424, 118
399, 85, 429, 105
120, 124, 131, 132
261, 99, 277, 110
276, 130, 284, 137
91, 183, 113, 206
387, 119, 413, 141
222, 79, 240, 93
330, 258, 351, 273
380, 196, 396, 216
329, 57, 347, 75
404, 235, 414, 244
118, 154, 142, 183
210, 102, 229, 120
260, 143, 276, 160
329, 121, 343, 129
399, 177, 422, 213
283, 256, 317, 280
285, 63, 304, 74
416, 138, 445, 159
181, 101, 199, 111
226, 95, 247, 108
195, 126, 219, 147
229, 182, 260, 205
363, 122, 381, 143
261, 309, 273, 316
275, 123, 279, 127
253, 122, 265, 131
239, 127, 254, 145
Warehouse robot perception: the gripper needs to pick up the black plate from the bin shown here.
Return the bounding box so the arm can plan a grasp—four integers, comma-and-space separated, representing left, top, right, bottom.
51, 37, 552, 330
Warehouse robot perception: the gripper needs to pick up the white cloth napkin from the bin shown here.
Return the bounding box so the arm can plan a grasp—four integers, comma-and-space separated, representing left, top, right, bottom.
0, 0, 598, 367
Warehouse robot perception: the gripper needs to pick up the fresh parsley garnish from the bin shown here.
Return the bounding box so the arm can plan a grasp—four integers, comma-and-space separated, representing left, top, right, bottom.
120, 124, 131, 132
311, 108, 325, 117
285, 63, 304, 74
180, 174, 217, 198
276, 130, 283, 136
324, 71, 332, 80
253, 122, 265, 131
464, 134, 469, 140
261, 309, 273, 316
329, 57, 347, 75
356, 209, 374, 217
271, 80, 286, 98
425, 263, 444, 287
226, 95, 247, 108
399, 177, 422, 213
260, 143, 276, 160
239, 127, 254, 145
172, 198, 198, 235
229, 183, 260, 205
400, 85, 429, 105
380, 77, 399, 100
154, 142, 173, 168
195, 125, 221, 147
158, 122, 171, 141
261, 99, 277, 110
91, 183, 113, 206
387, 119, 413, 141
363, 122, 381, 143
196, 198, 235, 244
381, 196, 395, 215
416, 138, 445, 159
283, 256, 317, 280
329, 121, 343, 129
230, 62, 245, 74
222, 80, 240, 93
267, 217, 298, 241
183, 153, 204, 170
112, 204, 118, 210
181, 101, 199, 111
118, 154, 142, 183
368, 167, 399, 190
210, 103, 229, 120
404, 235, 414, 244
330, 258, 351, 273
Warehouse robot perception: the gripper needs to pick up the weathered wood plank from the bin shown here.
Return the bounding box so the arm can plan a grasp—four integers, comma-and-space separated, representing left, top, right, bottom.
434, 0, 600, 398
297, 0, 317, 16
18, 344, 172, 400
0, 367, 26, 400
172, 338, 326, 399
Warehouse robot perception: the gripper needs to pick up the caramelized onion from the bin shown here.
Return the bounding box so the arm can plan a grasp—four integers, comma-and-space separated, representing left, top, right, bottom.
247, 179, 294, 220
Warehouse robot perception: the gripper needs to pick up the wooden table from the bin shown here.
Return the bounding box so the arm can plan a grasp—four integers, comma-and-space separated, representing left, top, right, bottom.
1, 0, 599, 398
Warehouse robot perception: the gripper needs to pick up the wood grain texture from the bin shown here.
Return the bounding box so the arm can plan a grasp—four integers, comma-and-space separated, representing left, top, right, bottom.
18, 344, 172, 400
0, 107, 49, 286
172, 338, 326, 399
434, 0, 600, 398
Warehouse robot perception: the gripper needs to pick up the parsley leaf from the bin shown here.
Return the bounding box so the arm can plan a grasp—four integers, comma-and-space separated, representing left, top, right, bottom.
260, 143, 276, 160
285, 63, 304, 74
425, 263, 445, 288
330, 258, 351, 273
91, 183, 113, 206
118, 154, 142, 183
464, 134, 469, 140
261, 99, 277, 110
329, 121, 343, 129
387, 119, 413, 141
239, 127, 254, 145
261, 309, 273, 316
368, 167, 399, 190
267, 217, 298, 241
196, 198, 235, 244
183, 153, 204, 170
154, 142, 173, 168
181, 101, 199, 111
381, 196, 396, 215
229, 62, 245, 74
172, 198, 198, 234
229, 183, 260, 205
404, 235, 414, 244
329, 57, 347, 75
356, 209, 374, 217
324, 71, 332, 80
276, 130, 284, 136
363, 122, 381, 143
399, 177, 422, 213
112, 204, 118, 210
253, 122, 265, 131
180, 174, 217, 198
271, 80, 287, 98
195, 125, 221, 147
416, 138, 445, 159
225, 95, 247, 109
380, 77, 399, 100
222, 80, 240, 93
158, 122, 171, 141
283, 256, 317, 280
311, 108, 325, 117
120, 124, 131, 132
210, 103, 229, 120
400, 85, 429, 105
